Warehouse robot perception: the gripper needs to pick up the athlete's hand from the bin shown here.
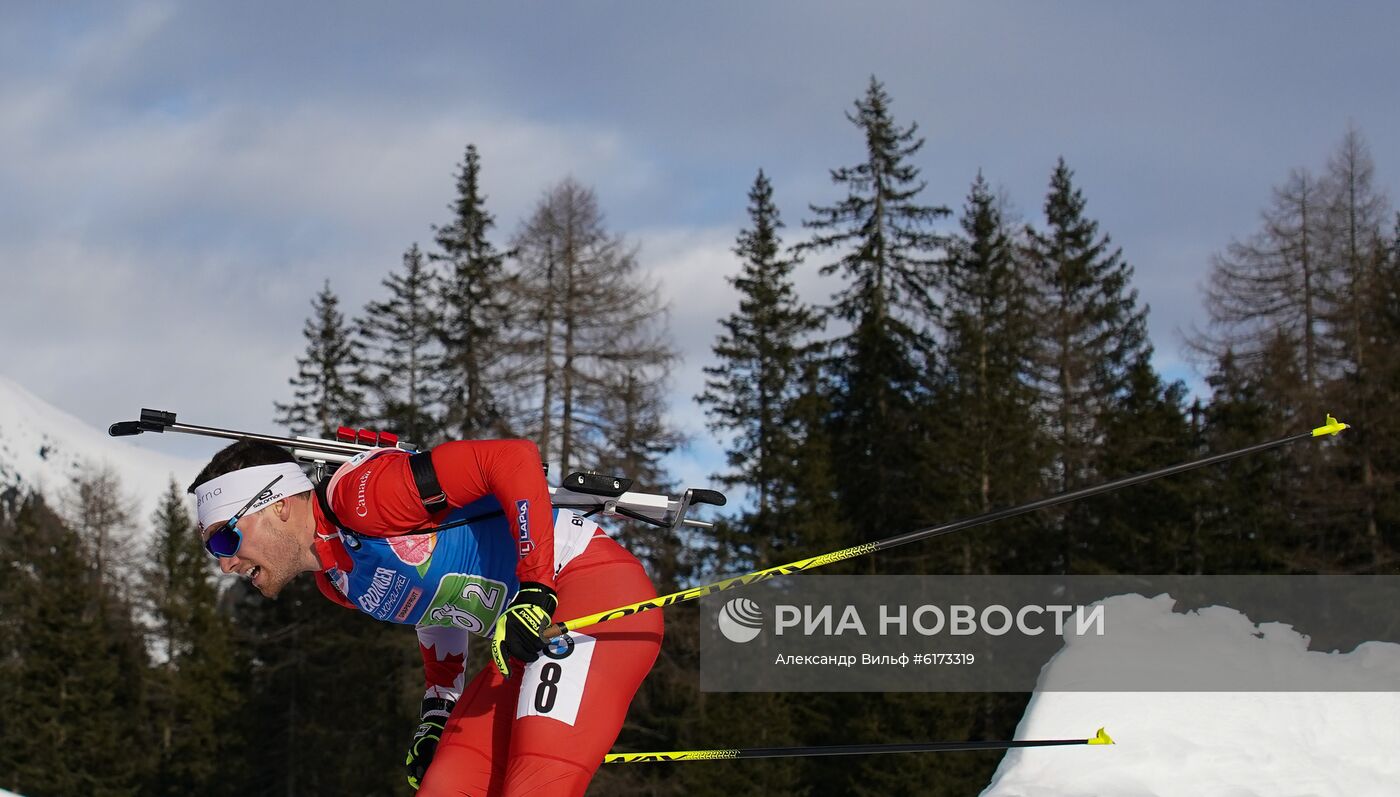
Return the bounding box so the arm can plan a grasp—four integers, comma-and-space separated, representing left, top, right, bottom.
405, 697, 455, 791
490, 582, 558, 678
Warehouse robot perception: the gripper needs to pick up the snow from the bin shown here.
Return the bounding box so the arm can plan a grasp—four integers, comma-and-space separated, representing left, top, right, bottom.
983, 593, 1400, 797
0, 374, 201, 533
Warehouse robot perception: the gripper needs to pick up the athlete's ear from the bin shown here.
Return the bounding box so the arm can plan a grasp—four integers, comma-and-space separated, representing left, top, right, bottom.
270, 492, 312, 524
282, 492, 315, 530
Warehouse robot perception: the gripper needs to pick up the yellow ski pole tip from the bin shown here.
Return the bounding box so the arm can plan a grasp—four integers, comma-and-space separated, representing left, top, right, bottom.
1312, 415, 1350, 437
1088, 727, 1114, 745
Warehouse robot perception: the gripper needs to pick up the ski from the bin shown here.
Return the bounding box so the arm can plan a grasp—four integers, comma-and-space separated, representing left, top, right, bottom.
604, 728, 1114, 762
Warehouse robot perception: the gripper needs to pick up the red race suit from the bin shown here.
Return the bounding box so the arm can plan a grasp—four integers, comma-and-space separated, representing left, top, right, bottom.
309, 439, 663, 796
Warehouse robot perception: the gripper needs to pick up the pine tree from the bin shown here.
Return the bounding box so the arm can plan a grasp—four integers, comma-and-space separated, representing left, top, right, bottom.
782, 359, 850, 562
508, 178, 678, 476
675, 416, 845, 797
1090, 357, 1196, 572
1025, 158, 1153, 573
1195, 348, 1297, 572
799, 76, 949, 573
1367, 216, 1400, 558
609, 174, 822, 797
935, 172, 1045, 573
697, 169, 822, 568
0, 494, 152, 796
222, 576, 419, 796
804, 77, 949, 350
139, 481, 243, 797
274, 279, 367, 436
431, 144, 512, 439
798, 79, 1018, 797
360, 242, 444, 445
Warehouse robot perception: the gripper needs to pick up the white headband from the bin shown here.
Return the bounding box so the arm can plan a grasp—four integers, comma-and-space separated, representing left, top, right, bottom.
194, 463, 315, 531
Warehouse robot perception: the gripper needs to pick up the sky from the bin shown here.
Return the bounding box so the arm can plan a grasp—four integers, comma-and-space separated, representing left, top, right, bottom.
2, 1, 1397, 498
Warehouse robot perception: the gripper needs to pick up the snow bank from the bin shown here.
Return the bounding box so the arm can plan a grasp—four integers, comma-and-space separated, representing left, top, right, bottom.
0, 374, 200, 530
982, 593, 1400, 797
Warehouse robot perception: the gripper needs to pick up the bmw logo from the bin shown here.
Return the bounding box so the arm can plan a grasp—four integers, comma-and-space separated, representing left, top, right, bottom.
544, 634, 576, 660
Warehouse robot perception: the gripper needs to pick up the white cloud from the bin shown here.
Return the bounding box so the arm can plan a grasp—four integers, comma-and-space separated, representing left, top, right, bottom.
2, 74, 665, 457
632, 226, 738, 491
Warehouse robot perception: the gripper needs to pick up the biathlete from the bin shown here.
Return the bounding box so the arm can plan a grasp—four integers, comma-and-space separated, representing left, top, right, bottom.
188, 438, 663, 796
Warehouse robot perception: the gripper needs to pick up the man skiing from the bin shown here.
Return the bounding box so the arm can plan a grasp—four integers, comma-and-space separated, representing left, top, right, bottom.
188, 437, 663, 796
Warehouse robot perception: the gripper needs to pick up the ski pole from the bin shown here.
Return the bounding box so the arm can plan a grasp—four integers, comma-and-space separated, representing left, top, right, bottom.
545, 415, 1349, 640
604, 728, 1114, 762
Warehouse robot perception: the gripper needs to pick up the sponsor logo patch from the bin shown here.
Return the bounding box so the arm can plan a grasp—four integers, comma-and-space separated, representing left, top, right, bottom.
543, 634, 576, 660
196, 486, 222, 508
393, 587, 424, 622
516, 499, 535, 557
355, 469, 372, 517
358, 566, 409, 619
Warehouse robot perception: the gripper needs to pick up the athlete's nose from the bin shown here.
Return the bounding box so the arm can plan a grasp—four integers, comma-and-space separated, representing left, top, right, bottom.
219, 555, 239, 575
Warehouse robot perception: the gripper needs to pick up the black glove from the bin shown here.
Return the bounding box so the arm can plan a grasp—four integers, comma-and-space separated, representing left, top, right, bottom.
405, 697, 455, 791
490, 581, 558, 677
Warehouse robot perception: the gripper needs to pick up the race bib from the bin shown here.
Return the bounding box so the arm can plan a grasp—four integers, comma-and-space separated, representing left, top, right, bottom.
418, 574, 511, 634
515, 631, 596, 727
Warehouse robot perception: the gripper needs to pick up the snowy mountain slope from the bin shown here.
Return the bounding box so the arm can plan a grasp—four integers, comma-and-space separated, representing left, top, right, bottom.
982, 594, 1400, 796
0, 375, 201, 530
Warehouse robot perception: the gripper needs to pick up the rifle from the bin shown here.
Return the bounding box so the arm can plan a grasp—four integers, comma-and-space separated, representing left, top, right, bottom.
109, 408, 725, 531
